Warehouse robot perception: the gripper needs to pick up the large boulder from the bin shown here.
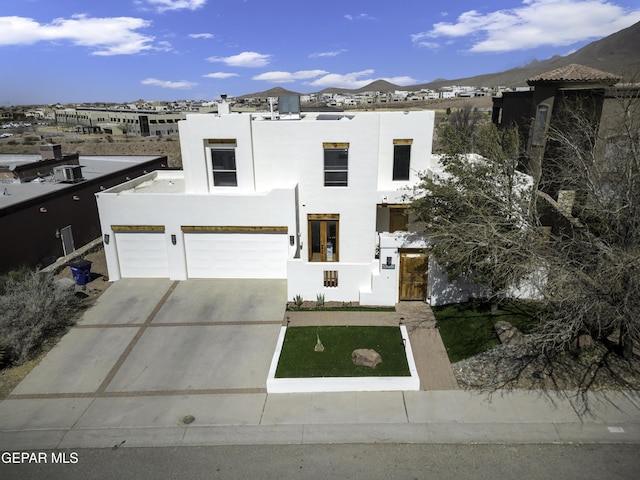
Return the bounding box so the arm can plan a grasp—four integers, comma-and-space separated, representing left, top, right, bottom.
494, 321, 524, 345
352, 349, 382, 369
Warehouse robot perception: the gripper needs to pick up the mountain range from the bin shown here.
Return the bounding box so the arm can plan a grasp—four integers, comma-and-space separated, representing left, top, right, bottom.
244, 20, 640, 98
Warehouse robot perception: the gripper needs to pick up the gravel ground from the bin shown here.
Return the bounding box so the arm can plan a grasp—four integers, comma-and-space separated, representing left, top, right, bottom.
452, 341, 640, 392
0, 248, 111, 399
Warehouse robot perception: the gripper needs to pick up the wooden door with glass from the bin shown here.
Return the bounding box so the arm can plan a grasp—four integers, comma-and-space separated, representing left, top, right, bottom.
308, 214, 339, 262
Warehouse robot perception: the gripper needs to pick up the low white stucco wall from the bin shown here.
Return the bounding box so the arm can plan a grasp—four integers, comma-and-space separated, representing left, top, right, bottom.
287, 260, 375, 304
266, 326, 420, 393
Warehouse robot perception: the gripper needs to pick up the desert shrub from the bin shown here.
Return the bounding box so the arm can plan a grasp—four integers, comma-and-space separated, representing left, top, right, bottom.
0, 271, 82, 366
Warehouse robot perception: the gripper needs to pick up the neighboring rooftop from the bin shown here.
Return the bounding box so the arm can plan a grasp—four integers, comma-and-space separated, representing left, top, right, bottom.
0, 154, 164, 209
527, 64, 621, 86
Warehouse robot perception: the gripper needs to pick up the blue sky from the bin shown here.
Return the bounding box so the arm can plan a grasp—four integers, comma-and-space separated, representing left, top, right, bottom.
2, 0, 639, 105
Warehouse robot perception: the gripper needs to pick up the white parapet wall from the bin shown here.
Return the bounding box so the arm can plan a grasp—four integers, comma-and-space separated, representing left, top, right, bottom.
266, 325, 420, 393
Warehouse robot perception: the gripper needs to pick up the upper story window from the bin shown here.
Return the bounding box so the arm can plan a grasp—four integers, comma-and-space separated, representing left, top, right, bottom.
323, 142, 349, 187
531, 105, 549, 146
207, 138, 237, 187
392, 139, 412, 181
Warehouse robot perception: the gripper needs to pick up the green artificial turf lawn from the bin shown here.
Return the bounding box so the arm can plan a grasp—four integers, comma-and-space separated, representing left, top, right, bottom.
433, 300, 541, 363
275, 326, 411, 378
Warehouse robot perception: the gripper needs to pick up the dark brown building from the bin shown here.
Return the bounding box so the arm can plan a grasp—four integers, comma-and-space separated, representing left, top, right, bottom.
0, 148, 167, 273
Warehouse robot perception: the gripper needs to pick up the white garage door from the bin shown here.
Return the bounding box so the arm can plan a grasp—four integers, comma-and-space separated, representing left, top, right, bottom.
115, 232, 170, 278
184, 232, 288, 279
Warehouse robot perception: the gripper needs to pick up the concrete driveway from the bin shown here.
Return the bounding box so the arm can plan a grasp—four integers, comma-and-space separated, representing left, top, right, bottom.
12, 278, 287, 396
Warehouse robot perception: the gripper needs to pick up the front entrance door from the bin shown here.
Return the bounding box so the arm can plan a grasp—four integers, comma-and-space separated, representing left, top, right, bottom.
308, 214, 339, 262
399, 251, 428, 300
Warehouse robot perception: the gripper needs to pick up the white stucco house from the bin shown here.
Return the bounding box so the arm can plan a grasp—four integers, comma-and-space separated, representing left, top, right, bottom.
96, 102, 436, 306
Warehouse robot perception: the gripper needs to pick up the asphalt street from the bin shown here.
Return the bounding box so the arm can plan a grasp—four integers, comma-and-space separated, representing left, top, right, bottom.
1, 444, 638, 480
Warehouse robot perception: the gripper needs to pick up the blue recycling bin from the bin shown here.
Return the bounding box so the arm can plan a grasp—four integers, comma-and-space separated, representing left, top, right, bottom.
68, 259, 92, 287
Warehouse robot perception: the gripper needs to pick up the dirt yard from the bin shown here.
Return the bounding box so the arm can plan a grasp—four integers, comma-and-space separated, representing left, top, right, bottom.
0, 127, 183, 168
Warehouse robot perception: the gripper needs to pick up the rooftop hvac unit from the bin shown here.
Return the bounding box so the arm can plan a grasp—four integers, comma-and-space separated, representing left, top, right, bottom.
53, 165, 83, 183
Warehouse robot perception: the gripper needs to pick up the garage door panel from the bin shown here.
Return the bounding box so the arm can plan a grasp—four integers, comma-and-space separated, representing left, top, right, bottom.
185, 233, 287, 279
116, 233, 170, 278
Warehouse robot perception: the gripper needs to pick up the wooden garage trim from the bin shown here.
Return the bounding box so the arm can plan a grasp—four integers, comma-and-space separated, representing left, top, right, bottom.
322, 142, 349, 149
111, 225, 165, 233
181, 226, 288, 234
393, 139, 413, 145
206, 138, 237, 144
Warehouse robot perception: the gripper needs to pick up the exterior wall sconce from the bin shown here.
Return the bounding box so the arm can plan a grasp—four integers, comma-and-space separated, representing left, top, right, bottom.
104, 234, 110, 245
55, 229, 61, 239
72, 195, 80, 201
289, 235, 295, 246
386, 256, 392, 266
171, 234, 177, 245
39, 207, 47, 213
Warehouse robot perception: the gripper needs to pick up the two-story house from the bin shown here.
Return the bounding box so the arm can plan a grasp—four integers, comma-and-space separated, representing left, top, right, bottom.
96, 101, 435, 306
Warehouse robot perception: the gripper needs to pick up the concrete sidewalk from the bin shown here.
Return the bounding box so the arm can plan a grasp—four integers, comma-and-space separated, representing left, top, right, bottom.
1, 279, 639, 450
1, 390, 639, 449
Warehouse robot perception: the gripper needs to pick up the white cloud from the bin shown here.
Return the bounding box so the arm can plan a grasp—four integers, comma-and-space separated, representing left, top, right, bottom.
309, 49, 347, 58
142, 0, 207, 13
382, 76, 418, 86
344, 13, 377, 21
306, 70, 416, 89
307, 70, 375, 89
207, 51, 272, 67
203, 72, 239, 79
141, 78, 196, 89
412, 0, 640, 52
189, 33, 214, 39
252, 70, 328, 83
0, 14, 156, 55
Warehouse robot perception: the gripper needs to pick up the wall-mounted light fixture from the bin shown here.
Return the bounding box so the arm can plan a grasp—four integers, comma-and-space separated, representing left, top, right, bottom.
386, 256, 392, 266
55, 229, 61, 239
104, 234, 110, 245
39, 207, 47, 213
72, 195, 80, 201
289, 235, 295, 246
171, 234, 177, 245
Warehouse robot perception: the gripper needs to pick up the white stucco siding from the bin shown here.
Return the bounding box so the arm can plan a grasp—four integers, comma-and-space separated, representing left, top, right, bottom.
115, 232, 170, 278
376, 111, 434, 192
179, 114, 255, 194
251, 114, 381, 265
184, 232, 288, 278
96, 178, 297, 281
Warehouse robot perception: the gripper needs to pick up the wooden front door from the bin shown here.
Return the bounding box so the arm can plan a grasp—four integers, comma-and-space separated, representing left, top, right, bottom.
399, 251, 428, 300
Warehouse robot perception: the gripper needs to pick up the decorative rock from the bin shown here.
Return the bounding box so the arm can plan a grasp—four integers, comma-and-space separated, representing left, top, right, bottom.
314, 334, 325, 352
494, 321, 524, 345
576, 333, 594, 350
352, 349, 382, 369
